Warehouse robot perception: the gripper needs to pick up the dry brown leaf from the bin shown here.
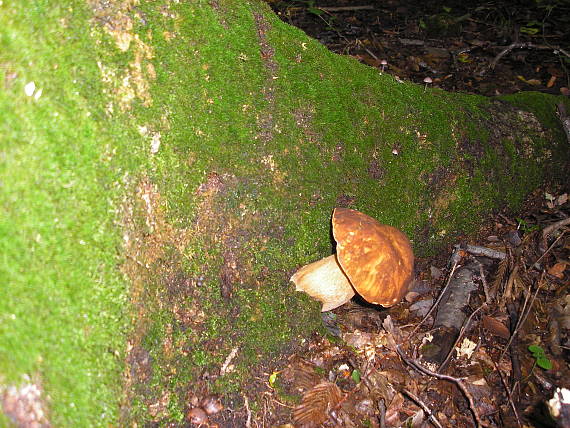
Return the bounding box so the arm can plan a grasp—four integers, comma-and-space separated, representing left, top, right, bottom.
548, 262, 567, 278
482, 315, 511, 339
492, 257, 509, 296
517, 75, 542, 86
385, 392, 405, 425
547, 75, 557, 88
293, 382, 344, 427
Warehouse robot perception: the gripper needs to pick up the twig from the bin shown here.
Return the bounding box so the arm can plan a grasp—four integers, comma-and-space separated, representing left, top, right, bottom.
407, 259, 460, 340
476, 260, 491, 304
456, 244, 506, 260
439, 304, 486, 371
378, 398, 386, 428
492, 358, 522, 428
220, 347, 239, 375
402, 389, 444, 428
317, 5, 375, 12
244, 394, 252, 428
396, 345, 485, 428
499, 274, 544, 361
363, 47, 379, 61
506, 302, 522, 398
542, 218, 570, 241
489, 42, 570, 71
535, 230, 566, 267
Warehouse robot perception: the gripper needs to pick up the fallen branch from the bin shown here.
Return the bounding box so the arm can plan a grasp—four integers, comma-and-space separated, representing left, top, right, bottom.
402, 389, 444, 428
420, 259, 482, 367
317, 5, 375, 12
396, 345, 485, 428
488, 42, 570, 71
455, 244, 506, 260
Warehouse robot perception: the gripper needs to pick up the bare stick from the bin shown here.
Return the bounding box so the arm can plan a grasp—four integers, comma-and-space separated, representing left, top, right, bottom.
396, 345, 485, 428
506, 303, 522, 397
317, 6, 375, 12
499, 274, 544, 361
457, 244, 506, 260
489, 42, 570, 70
476, 260, 491, 304
363, 47, 379, 61
378, 398, 386, 428
542, 218, 570, 241
439, 304, 486, 371
244, 394, 252, 428
403, 389, 444, 428
535, 230, 566, 267
407, 259, 460, 340
220, 346, 239, 375
493, 358, 522, 427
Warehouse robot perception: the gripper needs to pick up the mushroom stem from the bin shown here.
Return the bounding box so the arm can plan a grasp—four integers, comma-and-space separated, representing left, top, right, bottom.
291, 255, 355, 312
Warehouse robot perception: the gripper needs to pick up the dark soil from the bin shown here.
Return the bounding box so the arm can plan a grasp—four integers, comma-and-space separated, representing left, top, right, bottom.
269, 0, 570, 97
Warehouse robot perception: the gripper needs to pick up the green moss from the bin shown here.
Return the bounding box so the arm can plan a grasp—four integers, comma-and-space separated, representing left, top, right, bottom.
0, 1, 132, 425
2, 0, 569, 425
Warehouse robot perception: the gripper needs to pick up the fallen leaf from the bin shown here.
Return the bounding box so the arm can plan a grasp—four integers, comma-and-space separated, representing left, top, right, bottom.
547, 75, 557, 88
456, 338, 477, 358
517, 75, 541, 86
293, 382, 343, 426
482, 315, 510, 339
548, 262, 567, 279
24, 81, 36, 97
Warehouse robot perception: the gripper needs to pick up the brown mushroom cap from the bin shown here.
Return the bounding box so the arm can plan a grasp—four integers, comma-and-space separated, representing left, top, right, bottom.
332, 208, 414, 307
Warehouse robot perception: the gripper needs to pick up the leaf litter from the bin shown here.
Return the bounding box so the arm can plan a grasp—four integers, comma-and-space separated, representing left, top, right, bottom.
260, 189, 570, 427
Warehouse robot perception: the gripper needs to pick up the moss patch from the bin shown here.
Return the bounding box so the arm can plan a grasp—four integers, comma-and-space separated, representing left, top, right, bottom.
1, 0, 569, 425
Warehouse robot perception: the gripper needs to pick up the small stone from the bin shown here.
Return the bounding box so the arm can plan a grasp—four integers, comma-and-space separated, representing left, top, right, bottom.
430, 266, 442, 280
505, 230, 522, 247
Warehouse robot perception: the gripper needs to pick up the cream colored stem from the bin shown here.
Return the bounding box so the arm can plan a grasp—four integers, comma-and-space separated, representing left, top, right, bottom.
290, 255, 355, 311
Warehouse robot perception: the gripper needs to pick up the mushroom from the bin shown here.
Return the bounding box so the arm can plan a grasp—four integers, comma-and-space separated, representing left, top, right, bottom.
423, 76, 433, 91
291, 208, 414, 311
380, 59, 388, 73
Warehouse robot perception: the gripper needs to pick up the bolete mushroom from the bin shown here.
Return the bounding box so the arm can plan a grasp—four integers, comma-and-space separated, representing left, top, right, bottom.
291, 208, 414, 311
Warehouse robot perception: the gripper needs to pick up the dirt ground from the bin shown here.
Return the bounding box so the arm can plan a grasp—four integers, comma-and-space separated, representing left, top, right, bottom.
269, 0, 570, 98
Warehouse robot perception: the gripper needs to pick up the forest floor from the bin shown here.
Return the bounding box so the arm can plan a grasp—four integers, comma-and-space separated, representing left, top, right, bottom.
269, 0, 570, 97
207, 1, 570, 427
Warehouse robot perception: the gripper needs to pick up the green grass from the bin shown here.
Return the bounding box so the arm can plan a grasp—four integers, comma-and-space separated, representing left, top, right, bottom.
0, 1, 136, 425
